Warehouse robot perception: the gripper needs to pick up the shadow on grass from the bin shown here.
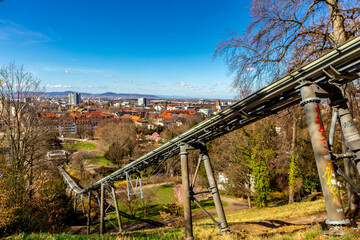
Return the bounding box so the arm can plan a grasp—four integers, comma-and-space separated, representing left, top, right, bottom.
118, 210, 164, 228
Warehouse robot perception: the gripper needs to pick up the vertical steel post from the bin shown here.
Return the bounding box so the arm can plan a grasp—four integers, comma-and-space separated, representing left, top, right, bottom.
100, 184, 105, 234
81, 194, 85, 213
338, 104, 360, 174
73, 194, 77, 212
328, 108, 338, 151
111, 186, 123, 233
330, 96, 360, 211
95, 190, 101, 208
201, 151, 229, 232
180, 143, 193, 240
300, 85, 348, 225
87, 191, 91, 234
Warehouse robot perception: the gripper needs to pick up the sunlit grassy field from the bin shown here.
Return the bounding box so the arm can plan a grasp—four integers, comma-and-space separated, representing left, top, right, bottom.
7, 198, 360, 239
7, 223, 360, 240
201, 199, 326, 225
63, 142, 97, 151
93, 151, 112, 165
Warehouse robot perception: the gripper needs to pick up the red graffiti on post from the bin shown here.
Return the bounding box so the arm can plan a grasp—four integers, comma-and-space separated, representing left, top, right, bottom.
315, 104, 341, 207
315, 105, 329, 150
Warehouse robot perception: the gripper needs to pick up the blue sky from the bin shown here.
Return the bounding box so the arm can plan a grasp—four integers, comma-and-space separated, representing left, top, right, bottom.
0, 0, 251, 99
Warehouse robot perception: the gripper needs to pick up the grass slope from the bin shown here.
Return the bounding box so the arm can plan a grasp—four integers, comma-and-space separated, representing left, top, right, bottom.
6, 198, 360, 239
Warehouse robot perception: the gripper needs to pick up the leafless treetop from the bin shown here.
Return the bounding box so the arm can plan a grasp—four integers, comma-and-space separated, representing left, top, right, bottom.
216, 0, 360, 90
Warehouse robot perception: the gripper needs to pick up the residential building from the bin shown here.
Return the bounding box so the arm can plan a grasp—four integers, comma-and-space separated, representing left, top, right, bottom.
198, 108, 212, 117
154, 105, 165, 111
69, 93, 81, 106
138, 97, 147, 107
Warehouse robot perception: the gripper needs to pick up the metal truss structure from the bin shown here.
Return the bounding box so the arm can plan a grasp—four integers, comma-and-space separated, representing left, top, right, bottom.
59, 35, 360, 238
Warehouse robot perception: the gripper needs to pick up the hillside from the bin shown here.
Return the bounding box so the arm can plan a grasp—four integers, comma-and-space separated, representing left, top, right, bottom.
43, 91, 160, 99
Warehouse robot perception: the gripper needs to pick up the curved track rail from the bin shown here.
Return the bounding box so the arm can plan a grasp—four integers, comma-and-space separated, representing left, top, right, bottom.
60, 35, 360, 194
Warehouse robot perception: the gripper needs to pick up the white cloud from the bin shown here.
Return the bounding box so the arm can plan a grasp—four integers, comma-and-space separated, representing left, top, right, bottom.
46, 84, 72, 88
103, 74, 110, 77
86, 85, 108, 89
189, 86, 199, 92
64, 69, 75, 74
43, 66, 104, 74
217, 81, 223, 85
127, 80, 133, 83
0, 20, 52, 45
176, 81, 189, 86
246, 67, 255, 71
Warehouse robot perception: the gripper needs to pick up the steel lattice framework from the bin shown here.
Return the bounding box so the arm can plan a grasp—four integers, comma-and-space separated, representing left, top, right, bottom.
60, 35, 360, 195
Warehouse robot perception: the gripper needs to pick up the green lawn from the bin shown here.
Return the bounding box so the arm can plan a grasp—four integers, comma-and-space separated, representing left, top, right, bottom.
5, 230, 184, 240
81, 151, 112, 166
4, 232, 119, 240
94, 152, 112, 165
7, 223, 360, 240
74, 142, 96, 150
154, 184, 175, 203
110, 184, 176, 225
63, 142, 96, 151
103, 184, 228, 228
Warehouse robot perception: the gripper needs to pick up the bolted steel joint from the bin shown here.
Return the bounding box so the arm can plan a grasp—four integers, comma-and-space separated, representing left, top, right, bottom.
188, 187, 195, 200
300, 97, 321, 106
208, 186, 218, 195
325, 219, 350, 225
220, 226, 231, 232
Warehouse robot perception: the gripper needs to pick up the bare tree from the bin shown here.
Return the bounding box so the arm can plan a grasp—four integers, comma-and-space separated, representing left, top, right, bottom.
0, 63, 65, 233
216, 0, 360, 88
0, 63, 47, 195
95, 119, 137, 164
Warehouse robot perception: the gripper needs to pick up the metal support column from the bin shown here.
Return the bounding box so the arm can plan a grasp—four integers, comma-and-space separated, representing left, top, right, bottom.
81, 194, 85, 213
337, 102, 360, 174
201, 151, 229, 232
111, 186, 123, 233
180, 143, 194, 240
328, 92, 360, 212
300, 84, 348, 225
73, 194, 77, 212
100, 184, 105, 234
87, 191, 91, 234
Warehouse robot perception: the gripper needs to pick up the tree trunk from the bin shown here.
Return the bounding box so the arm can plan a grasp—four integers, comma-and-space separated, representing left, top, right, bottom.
327, 0, 348, 45
247, 194, 252, 208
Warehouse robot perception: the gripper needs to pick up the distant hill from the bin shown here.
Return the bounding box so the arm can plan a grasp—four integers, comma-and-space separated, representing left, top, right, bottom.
43, 91, 159, 99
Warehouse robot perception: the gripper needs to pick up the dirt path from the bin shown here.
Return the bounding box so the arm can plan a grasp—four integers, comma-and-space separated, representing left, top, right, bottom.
192, 196, 248, 219
228, 212, 327, 237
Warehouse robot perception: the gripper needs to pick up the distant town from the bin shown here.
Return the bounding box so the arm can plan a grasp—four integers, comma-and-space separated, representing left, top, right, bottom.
37, 92, 236, 139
